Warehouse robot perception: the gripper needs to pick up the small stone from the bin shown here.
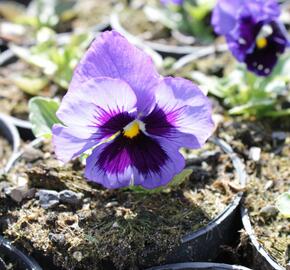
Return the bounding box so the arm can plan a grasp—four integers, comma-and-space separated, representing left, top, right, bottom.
249, 147, 261, 162
105, 201, 118, 208
73, 251, 82, 262
22, 146, 43, 162
6, 185, 36, 203
259, 205, 279, 218
59, 190, 83, 206
0, 181, 10, 192
37, 189, 59, 209
112, 221, 120, 228
264, 180, 274, 191
272, 131, 286, 141
49, 233, 65, 246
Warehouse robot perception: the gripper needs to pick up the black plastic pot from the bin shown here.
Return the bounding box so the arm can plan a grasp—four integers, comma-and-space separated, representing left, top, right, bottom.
0, 116, 39, 269
241, 207, 285, 270
0, 113, 20, 173
146, 262, 252, 270
0, 236, 42, 270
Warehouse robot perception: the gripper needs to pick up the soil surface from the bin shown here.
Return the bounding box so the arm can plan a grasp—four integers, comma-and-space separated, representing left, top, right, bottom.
1, 139, 240, 270
72, 0, 119, 31
217, 118, 290, 268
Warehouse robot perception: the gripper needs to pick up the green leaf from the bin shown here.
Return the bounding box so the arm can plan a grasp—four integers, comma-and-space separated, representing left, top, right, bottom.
127, 168, 193, 194
276, 192, 290, 218
167, 168, 193, 188
13, 76, 48, 95
28, 97, 61, 138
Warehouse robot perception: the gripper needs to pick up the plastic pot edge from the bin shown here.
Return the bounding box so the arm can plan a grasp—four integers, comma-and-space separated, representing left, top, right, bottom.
146, 262, 252, 270
241, 207, 285, 270
0, 236, 42, 270
0, 113, 21, 173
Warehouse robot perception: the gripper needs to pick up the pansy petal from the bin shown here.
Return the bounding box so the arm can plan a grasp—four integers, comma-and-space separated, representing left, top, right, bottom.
143, 77, 214, 149
52, 124, 98, 163
85, 133, 185, 189
52, 78, 137, 162
70, 30, 160, 113
211, 0, 243, 35
245, 22, 289, 76
134, 138, 185, 189
57, 77, 136, 135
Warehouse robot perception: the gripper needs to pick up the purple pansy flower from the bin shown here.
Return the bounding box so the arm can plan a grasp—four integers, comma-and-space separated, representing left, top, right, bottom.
52, 31, 214, 189
212, 0, 289, 76
161, 0, 183, 6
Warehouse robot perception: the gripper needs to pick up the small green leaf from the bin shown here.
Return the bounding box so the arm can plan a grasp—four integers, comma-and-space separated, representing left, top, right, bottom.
127, 168, 193, 194
13, 76, 49, 95
28, 97, 61, 138
276, 192, 290, 218
167, 168, 193, 188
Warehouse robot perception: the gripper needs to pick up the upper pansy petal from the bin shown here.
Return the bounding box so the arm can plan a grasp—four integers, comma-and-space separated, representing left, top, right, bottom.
70, 30, 160, 112
143, 77, 214, 149
85, 132, 185, 189
245, 0, 280, 23
211, 0, 243, 35
57, 77, 137, 135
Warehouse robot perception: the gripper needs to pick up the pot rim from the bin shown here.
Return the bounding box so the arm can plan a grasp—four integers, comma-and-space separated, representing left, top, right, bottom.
0, 235, 42, 270
146, 262, 252, 270
241, 207, 285, 270
0, 113, 21, 173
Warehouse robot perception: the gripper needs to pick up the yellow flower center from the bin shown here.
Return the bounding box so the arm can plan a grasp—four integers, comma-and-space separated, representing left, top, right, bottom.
256, 37, 267, 49
123, 121, 140, 138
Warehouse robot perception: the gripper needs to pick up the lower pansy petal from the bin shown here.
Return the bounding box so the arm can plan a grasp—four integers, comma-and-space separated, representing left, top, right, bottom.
135, 138, 185, 189
84, 132, 185, 189
245, 22, 289, 76
143, 77, 214, 149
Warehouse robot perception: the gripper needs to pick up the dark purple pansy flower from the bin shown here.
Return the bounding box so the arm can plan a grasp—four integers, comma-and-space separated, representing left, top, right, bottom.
52, 31, 214, 189
212, 0, 289, 76
161, 0, 183, 6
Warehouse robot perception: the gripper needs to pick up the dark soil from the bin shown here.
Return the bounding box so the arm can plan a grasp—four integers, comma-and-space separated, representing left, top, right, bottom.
1, 139, 240, 270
